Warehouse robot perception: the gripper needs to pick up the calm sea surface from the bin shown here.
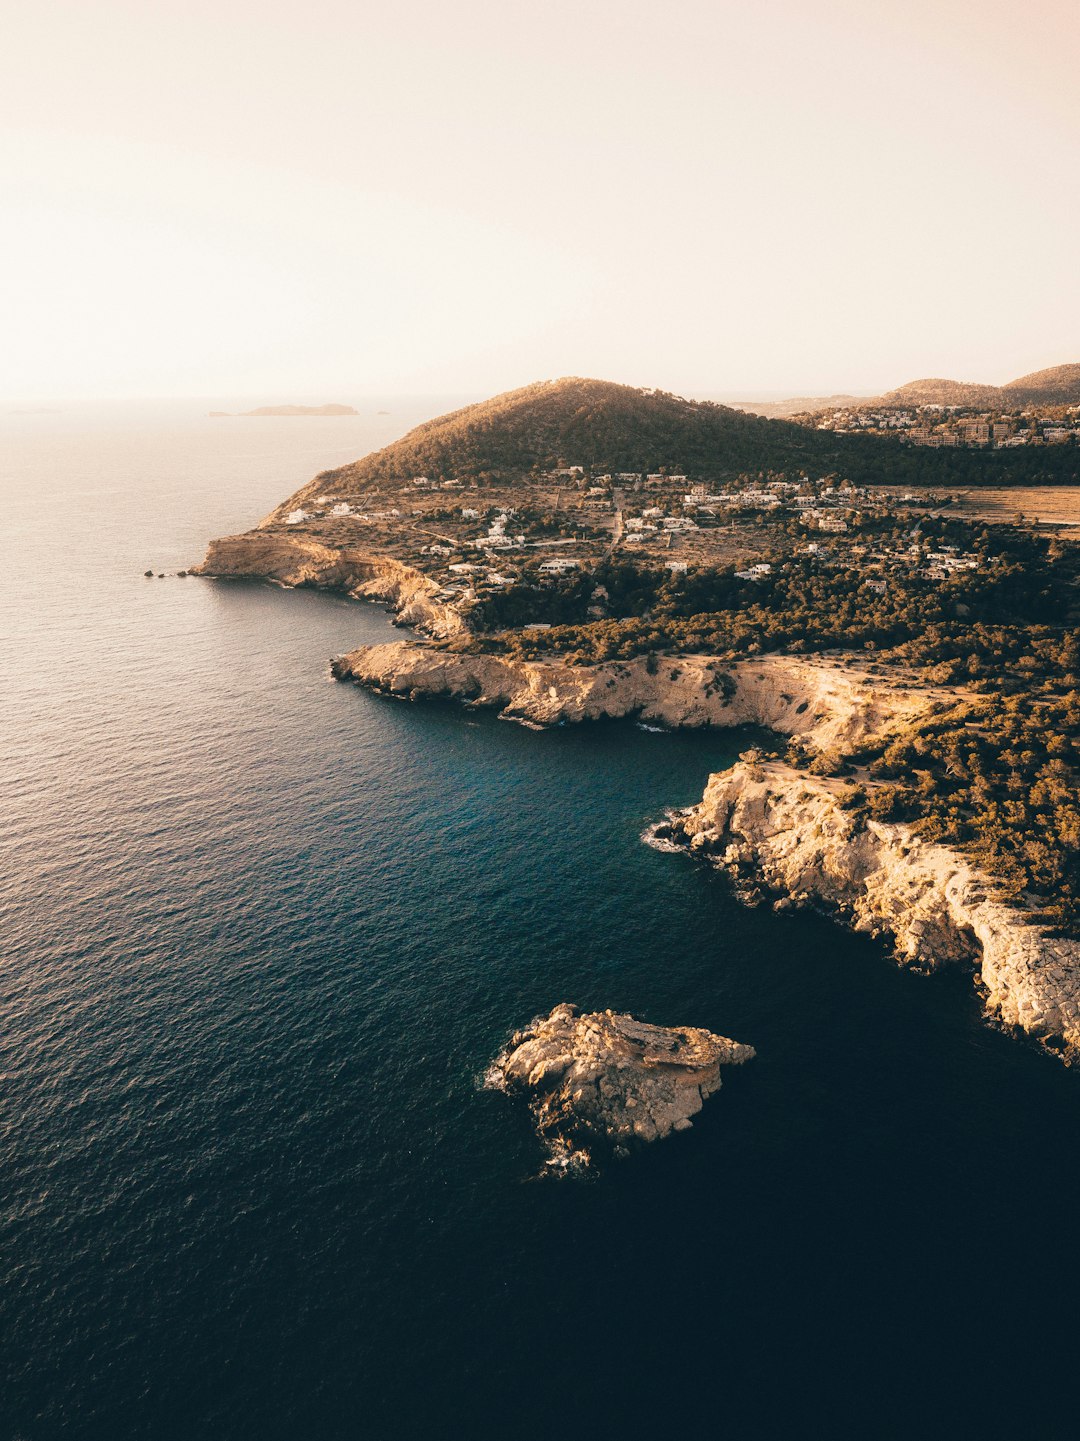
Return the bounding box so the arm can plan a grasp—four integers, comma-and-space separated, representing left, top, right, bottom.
2, 402, 1078, 1440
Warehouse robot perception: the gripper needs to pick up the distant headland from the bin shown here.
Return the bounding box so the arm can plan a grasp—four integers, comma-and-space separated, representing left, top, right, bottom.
735, 361, 1080, 418
209, 403, 359, 418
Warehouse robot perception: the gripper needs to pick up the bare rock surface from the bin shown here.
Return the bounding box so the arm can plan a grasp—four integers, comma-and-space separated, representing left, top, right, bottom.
193, 533, 467, 638
487, 1003, 755, 1171
669, 761, 1080, 1058
337, 641, 937, 750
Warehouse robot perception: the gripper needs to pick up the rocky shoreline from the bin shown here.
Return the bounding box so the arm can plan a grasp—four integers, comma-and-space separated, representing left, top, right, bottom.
193, 529, 1080, 1063
331, 638, 938, 748
193, 532, 468, 640
659, 763, 1080, 1057
336, 638, 1080, 1061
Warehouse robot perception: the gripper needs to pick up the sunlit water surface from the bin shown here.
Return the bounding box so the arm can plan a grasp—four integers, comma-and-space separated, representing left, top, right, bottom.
2, 402, 1078, 1440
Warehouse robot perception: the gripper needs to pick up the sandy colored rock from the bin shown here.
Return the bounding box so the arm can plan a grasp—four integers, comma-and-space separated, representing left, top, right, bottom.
193, 533, 467, 639
335, 641, 937, 750
669, 761, 1080, 1058
344, 642, 1080, 1060
487, 1003, 755, 1170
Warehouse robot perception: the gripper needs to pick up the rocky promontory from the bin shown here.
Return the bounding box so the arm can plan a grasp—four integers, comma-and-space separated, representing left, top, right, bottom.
664, 761, 1080, 1057
487, 1003, 755, 1169
193, 533, 468, 639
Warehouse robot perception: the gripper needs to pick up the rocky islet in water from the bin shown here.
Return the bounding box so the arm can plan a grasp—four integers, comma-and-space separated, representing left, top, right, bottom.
486, 1004, 755, 1171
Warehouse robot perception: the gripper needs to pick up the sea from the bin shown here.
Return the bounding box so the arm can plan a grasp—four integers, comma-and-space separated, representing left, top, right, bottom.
2, 400, 1079, 1441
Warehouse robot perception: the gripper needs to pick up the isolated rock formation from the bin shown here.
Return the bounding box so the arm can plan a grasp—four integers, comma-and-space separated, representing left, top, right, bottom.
487, 1003, 755, 1169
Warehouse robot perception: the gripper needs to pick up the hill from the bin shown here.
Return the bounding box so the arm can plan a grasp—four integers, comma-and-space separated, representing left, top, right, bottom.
869, 362, 1080, 410
731, 393, 870, 420
879, 378, 1004, 408
1003, 364, 1080, 406
735, 361, 1080, 416
318, 378, 853, 486
315, 377, 1080, 492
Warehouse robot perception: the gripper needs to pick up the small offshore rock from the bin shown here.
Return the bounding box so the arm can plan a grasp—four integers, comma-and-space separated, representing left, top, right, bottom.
487, 1003, 754, 1169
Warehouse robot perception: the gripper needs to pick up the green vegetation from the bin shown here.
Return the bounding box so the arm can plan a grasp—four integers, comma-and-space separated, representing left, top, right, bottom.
833, 690, 1080, 930
463, 517, 1080, 931
469, 518, 1079, 665
304, 375, 1080, 930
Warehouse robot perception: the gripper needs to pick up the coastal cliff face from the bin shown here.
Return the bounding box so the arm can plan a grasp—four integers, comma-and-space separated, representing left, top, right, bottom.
337, 638, 1080, 1058
193, 533, 467, 639
333, 640, 938, 750
669, 762, 1080, 1056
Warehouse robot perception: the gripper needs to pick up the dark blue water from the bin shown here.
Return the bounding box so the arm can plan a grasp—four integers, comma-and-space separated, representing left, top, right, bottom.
3, 404, 1079, 1440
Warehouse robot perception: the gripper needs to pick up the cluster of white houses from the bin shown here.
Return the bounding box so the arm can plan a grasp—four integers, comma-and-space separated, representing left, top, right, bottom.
811, 405, 1080, 448
285, 500, 402, 525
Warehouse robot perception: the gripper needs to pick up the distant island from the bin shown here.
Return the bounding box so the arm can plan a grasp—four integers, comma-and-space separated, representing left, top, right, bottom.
194, 370, 1080, 1067
209, 403, 359, 418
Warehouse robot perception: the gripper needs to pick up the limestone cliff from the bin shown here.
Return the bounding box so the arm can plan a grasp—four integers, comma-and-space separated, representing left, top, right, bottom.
193, 533, 467, 640
666, 762, 1080, 1056
333, 640, 938, 750
338, 638, 1080, 1059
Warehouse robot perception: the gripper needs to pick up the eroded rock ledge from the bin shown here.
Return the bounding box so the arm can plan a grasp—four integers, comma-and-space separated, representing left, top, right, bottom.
663, 761, 1080, 1058
193, 533, 467, 639
333, 640, 937, 751
486, 1003, 755, 1171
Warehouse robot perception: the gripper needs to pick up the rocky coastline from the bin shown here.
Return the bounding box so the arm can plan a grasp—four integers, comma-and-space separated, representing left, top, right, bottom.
193, 532, 468, 640
659, 763, 1080, 1057
193, 527, 1080, 1063
331, 639, 938, 747
336, 638, 1080, 1060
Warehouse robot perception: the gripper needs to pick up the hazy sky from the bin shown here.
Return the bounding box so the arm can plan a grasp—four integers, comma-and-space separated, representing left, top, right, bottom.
3, 0, 1078, 402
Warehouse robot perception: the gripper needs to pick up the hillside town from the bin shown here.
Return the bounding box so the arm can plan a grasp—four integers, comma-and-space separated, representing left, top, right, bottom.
803, 401, 1080, 448
270, 459, 1013, 623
